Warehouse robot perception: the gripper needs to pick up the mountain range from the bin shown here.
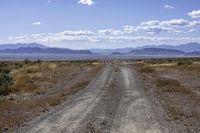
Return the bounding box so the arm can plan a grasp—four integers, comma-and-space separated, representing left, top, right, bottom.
91, 42, 200, 54
0, 42, 200, 56
0, 43, 47, 50
129, 48, 186, 55
0, 43, 91, 55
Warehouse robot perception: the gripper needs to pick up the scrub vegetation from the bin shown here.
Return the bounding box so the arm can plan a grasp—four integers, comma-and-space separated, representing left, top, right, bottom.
0, 60, 102, 132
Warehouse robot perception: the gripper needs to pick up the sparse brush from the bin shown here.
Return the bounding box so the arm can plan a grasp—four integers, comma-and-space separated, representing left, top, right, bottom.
0, 67, 13, 96
177, 60, 192, 66
166, 105, 183, 120
48, 97, 61, 106
155, 79, 190, 93
139, 66, 155, 73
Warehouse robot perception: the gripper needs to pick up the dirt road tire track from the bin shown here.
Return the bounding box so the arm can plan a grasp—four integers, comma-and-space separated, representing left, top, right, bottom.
18, 64, 163, 133
18, 65, 112, 133
110, 67, 162, 133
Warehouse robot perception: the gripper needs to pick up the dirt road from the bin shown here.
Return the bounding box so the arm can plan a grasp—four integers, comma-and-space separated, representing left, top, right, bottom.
18, 64, 162, 133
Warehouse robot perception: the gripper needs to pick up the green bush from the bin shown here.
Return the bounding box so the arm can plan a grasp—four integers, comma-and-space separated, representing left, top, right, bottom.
0, 68, 13, 96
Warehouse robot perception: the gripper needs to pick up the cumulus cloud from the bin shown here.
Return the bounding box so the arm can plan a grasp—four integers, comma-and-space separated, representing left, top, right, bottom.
123, 25, 136, 33
8, 29, 200, 45
188, 21, 200, 27
7, 18, 200, 45
187, 21, 200, 32
78, 0, 95, 6
136, 26, 177, 34
123, 19, 188, 34
33, 22, 42, 25
58, 30, 94, 36
188, 9, 200, 18
141, 21, 160, 26
164, 4, 174, 10
97, 29, 123, 36
160, 19, 188, 27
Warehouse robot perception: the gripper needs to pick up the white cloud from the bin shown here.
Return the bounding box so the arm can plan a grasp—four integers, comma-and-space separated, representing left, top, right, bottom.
164, 4, 174, 10
188, 21, 200, 27
141, 20, 160, 26
7, 19, 200, 46
187, 21, 200, 32
136, 26, 178, 34
33, 22, 42, 25
8, 28, 200, 45
123, 19, 188, 34
123, 25, 136, 33
78, 0, 95, 6
189, 29, 197, 32
160, 19, 188, 27
97, 29, 123, 36
58, 30, 94, 36
188, 9, 200, 18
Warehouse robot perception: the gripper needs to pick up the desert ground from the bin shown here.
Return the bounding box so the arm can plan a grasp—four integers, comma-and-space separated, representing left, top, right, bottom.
0, 58, 199, 133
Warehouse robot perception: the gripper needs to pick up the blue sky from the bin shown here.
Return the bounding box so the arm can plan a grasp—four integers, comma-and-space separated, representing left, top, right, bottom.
0, 0, 200, 49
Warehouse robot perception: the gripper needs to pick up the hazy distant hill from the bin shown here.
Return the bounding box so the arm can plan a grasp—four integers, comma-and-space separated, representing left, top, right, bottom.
91, 42, 200, 54
129, 48, 185, 55
0, 43, 92, 54
0, 43, 47, 50
0, 47, 92, 55
137, 42, 200, 53
0, 42, 200, 55
91, 48, 135, 54
187, 51, 200, 56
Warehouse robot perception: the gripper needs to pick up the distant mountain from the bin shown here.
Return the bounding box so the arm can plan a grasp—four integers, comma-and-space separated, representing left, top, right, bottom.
0, 43, 47, 50
91, 42, 200, 54
129, 48, 185, 55
91, 48, 135, 54
0, 47, 92, 55
111, 52, 124, 55
1, 42, 200, 55
187, 51, 200, 56
137, 42, 200, 53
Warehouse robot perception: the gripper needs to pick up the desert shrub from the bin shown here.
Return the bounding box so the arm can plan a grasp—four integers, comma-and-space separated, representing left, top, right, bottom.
24, 59, 31, 64
11, 74, 37, 92
0, 95, 6, 102
166, 105, 183, 120
155, 79, 190, 93
36, 59, 41, 64
177, 60, 192, 66
139, 66, 155, 73
0, 69, 13, 96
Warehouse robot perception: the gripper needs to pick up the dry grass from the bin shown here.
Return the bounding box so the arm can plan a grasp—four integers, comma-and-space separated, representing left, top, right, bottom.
139, 66, 155, 73
134, 62, 155, 73
9, 62, 79, 93
166, 105, 184, 120
135, 58, 200, 130
0, 60, 102, 131
155, 79, 191, 94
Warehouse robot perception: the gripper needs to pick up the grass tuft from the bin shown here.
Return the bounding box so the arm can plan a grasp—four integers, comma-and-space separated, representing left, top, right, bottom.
155, 79, 190, 94
139, 66, 155, 73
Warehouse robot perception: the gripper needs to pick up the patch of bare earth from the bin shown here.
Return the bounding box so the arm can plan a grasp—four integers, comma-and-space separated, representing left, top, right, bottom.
134, 60, 200, 133
0, 61, 102, 132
